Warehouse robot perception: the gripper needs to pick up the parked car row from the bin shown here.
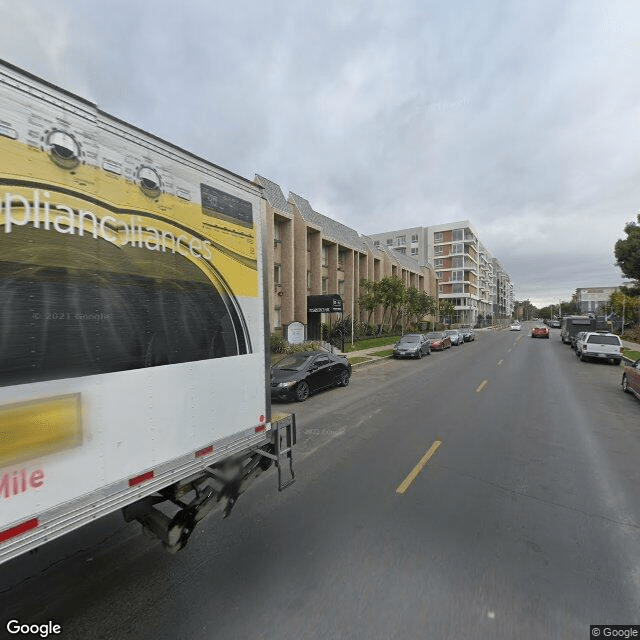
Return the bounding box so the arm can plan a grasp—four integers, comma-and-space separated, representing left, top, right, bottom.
271, 326, 478, 403
555, 324, 640, 404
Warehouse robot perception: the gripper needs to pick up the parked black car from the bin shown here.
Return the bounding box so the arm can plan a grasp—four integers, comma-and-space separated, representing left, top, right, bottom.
393, 333, 431, 359
271, 351, 351, 402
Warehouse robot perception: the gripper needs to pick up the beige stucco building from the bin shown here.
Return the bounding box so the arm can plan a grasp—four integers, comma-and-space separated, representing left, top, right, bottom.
255, 175, 438, 336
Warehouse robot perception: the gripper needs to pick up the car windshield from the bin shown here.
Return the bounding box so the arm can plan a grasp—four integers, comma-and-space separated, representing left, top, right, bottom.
399, 336, 420, 343
274, 354, 314, 370
444, 330, 458, 335
425, 333, 442, 339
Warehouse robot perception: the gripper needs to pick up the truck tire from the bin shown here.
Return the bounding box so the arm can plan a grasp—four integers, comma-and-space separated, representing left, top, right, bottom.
295, 381, 310, 402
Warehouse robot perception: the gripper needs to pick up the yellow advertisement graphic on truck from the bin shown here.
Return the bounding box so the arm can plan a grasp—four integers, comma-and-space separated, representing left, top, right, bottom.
0, 60, 295, 561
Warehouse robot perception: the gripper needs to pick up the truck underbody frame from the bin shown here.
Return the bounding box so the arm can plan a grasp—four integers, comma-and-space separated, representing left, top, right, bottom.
122, 415, 296, 553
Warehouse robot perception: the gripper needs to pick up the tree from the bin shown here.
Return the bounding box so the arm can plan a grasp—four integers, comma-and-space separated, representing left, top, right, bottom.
404, 288, 435, 329
615, 213, 640, 287
377, 276, 406, 330
438, 299, 456, 327
358, 279, 381, 326
608, 290, 640, 325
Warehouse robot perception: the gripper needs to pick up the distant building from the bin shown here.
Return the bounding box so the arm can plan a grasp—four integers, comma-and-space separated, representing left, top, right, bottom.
369, 221, 514, 325
575, 287, 620, 313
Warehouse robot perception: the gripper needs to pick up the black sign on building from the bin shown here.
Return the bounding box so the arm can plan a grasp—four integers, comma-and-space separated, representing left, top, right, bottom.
306, 295, 344, 344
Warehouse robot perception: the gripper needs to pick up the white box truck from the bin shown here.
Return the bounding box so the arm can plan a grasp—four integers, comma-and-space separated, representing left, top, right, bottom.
0, 60, 295, 563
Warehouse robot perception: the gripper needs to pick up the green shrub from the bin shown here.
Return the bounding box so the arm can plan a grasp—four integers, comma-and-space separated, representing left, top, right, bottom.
270, 333, 287, 354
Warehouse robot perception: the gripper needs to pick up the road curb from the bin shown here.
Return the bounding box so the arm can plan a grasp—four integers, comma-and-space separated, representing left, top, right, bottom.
350, 355, 394, 370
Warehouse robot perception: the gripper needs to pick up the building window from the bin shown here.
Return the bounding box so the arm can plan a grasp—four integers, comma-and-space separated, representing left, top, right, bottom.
452, 283, 464, 294
452, 270, 464, 282
434, 258, 443, 268
452, 256, 464, 268
434, 232, 443, 242
274, 221, 282, 243
338, 280, 345, 295
322, 277, 328, 294
322, 245, 328, 268
307, 270, 311, 293
274, 263, 282, 287
451, 243, 463, 254
411, 247, 418, 256
373, 240, 380, 247
436, 271, 443, 279
452, 229, 464, 242
411, 234, 418, 243
397, 235, 406, 246
386, 238, 393, 246
434, 246, 443, 256
397, 247, 406, 254
274, 306, 281, 328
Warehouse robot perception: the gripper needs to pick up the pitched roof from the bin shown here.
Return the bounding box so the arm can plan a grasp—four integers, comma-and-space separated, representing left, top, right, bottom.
254, 175, 290, 213
288, 192, 364, 251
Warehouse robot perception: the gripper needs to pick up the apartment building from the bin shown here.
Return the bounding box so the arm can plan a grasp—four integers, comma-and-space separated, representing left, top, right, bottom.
370, 221, 514, 326
255, 176, 438, 336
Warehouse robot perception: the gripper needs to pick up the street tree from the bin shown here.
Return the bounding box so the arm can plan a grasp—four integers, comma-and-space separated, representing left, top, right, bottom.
614, 213, 640, 292
438, 299, 456, 327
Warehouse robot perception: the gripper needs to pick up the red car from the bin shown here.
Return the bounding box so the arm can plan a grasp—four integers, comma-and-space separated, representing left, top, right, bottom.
531, 326, 549, 339
425, 331, 452, 350
622, 360, 640, 401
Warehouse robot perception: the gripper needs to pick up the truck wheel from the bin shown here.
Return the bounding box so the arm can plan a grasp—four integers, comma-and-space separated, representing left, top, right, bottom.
295, 381, 310, 402
622, 374, 629, 392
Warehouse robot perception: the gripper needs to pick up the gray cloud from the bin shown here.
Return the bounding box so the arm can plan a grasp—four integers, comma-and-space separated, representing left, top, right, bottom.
1, 0, 638, 306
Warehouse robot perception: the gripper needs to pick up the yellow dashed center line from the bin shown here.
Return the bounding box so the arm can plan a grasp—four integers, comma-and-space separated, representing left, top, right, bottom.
476, 379, 488, 393
396, 440, 442, 495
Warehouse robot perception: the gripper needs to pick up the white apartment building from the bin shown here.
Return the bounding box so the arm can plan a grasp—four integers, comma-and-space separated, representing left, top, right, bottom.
370, 220, 514, 325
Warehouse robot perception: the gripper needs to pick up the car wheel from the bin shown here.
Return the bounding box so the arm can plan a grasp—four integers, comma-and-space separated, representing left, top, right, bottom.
580, 352, 587, 362
337, 369, 350, 387
295, 380, 310, 402
622, 374, 629, 392
613, 359, 621, 366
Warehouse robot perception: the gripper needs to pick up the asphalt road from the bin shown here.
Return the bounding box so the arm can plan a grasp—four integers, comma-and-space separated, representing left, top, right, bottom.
2, 325, 640, 639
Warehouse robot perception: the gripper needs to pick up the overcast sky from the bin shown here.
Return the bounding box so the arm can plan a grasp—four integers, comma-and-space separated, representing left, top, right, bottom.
2, 1, 639, 307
